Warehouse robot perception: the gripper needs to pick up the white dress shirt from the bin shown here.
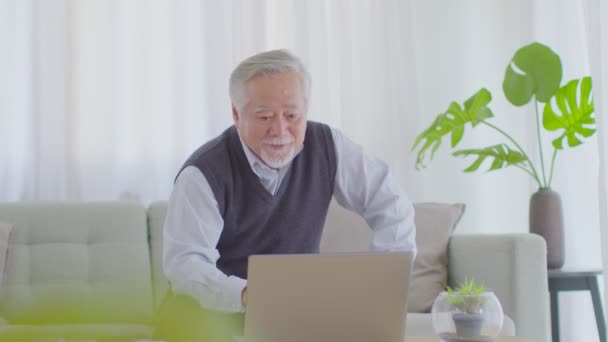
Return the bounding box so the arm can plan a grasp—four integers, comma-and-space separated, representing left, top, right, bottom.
162, 126, 416, 313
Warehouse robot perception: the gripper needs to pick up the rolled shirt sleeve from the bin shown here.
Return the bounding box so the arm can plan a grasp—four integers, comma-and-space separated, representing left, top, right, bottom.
162, 166, 246, 313
330, 128, 417, 255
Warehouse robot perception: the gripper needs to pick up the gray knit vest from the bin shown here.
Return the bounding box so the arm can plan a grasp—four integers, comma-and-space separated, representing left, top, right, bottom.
178, 121, 337, 279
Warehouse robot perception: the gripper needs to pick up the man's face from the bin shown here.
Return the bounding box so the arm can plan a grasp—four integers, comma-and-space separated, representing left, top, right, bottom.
233, 71, 308, 169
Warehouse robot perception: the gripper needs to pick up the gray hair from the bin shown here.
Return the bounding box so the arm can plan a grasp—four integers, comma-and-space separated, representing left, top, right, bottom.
229, 49, 311, 112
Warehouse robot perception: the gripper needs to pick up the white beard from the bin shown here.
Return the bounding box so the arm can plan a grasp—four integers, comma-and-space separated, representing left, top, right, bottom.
260, 137, 296, 168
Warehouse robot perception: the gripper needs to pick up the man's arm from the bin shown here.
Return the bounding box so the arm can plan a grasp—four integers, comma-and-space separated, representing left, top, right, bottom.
330, 128, 417, 254
163, 166, 246, 313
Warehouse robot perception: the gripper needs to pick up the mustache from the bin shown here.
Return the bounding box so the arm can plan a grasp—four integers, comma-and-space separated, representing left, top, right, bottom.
262, 137, 295, 145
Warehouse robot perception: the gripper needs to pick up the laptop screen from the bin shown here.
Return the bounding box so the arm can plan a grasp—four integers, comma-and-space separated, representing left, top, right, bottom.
244, 252, 414, 342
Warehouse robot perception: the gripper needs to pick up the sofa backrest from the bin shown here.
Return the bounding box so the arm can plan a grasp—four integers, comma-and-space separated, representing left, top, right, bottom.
0, 202, 154, 324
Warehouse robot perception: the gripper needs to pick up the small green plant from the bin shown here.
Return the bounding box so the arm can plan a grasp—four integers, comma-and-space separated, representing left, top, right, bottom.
447, 278, 488, 314
412, 42, 595, 189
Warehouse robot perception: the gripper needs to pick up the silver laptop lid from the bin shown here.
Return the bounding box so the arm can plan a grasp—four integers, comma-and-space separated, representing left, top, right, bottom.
244, 251, 414, 342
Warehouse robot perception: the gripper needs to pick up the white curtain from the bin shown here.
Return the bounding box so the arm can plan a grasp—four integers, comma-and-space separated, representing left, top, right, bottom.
1, 0, 606, 340
583, 0, 608, 332
0, 0, 419, 204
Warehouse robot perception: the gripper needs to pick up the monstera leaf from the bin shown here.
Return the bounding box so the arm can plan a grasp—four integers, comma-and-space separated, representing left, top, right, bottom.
452, 144, 527, 172
413, 41, 594, 189
413, 88, 493, 169
543, 77, 595, 149
503, 42, 562, 106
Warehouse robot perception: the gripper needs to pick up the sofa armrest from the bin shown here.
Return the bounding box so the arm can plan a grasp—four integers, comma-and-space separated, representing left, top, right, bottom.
448, 233, 550, 342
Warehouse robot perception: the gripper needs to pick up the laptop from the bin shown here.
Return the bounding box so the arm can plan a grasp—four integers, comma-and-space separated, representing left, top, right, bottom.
243, 251, 414, 342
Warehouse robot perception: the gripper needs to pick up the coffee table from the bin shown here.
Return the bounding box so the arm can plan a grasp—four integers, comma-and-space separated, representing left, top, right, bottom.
405, 337, 540, 342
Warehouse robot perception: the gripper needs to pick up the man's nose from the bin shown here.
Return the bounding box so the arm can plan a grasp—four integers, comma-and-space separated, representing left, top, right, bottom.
269, 115, 288, 135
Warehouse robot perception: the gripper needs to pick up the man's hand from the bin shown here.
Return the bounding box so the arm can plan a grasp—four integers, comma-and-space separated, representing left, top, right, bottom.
241, 286, 247, 306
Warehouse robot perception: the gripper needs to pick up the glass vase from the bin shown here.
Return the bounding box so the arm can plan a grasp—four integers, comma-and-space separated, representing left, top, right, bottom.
431, 291, 504, 341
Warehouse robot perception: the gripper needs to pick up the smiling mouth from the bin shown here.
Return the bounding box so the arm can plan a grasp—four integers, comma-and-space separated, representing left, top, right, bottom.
265, 143, 292, 150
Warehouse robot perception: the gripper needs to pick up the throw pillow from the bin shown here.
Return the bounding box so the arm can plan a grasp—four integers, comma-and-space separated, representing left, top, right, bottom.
407, 203, 465, 312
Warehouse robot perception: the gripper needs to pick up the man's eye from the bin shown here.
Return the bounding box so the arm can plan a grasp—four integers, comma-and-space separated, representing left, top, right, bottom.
286, 113, 298, 120
258, 116, 272, 121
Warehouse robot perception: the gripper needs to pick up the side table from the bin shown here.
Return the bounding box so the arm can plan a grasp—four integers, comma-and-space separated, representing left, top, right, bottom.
548, 269, 607, 342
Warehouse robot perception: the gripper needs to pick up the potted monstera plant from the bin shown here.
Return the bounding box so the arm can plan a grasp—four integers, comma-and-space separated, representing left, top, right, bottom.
412, 42, 596, 269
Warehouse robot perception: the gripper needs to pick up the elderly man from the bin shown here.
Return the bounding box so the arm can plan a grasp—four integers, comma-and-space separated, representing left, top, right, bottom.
159, 49, 416, 340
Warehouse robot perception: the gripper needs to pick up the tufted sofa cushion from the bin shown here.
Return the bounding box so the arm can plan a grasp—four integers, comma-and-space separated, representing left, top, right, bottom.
0, 202, 153, 325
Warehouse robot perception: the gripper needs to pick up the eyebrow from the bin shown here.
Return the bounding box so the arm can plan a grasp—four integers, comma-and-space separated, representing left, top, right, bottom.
254, 104, 301, 113
254, 106, 273, 113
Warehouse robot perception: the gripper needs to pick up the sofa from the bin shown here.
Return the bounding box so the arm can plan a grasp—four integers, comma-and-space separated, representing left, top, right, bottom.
0, 201, 550, 341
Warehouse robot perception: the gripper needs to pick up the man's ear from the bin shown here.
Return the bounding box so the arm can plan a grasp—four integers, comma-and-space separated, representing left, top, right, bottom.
232, 105, 239, 124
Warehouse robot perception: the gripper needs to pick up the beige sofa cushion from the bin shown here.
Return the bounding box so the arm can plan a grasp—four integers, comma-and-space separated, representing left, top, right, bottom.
321, 201, 465, 313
